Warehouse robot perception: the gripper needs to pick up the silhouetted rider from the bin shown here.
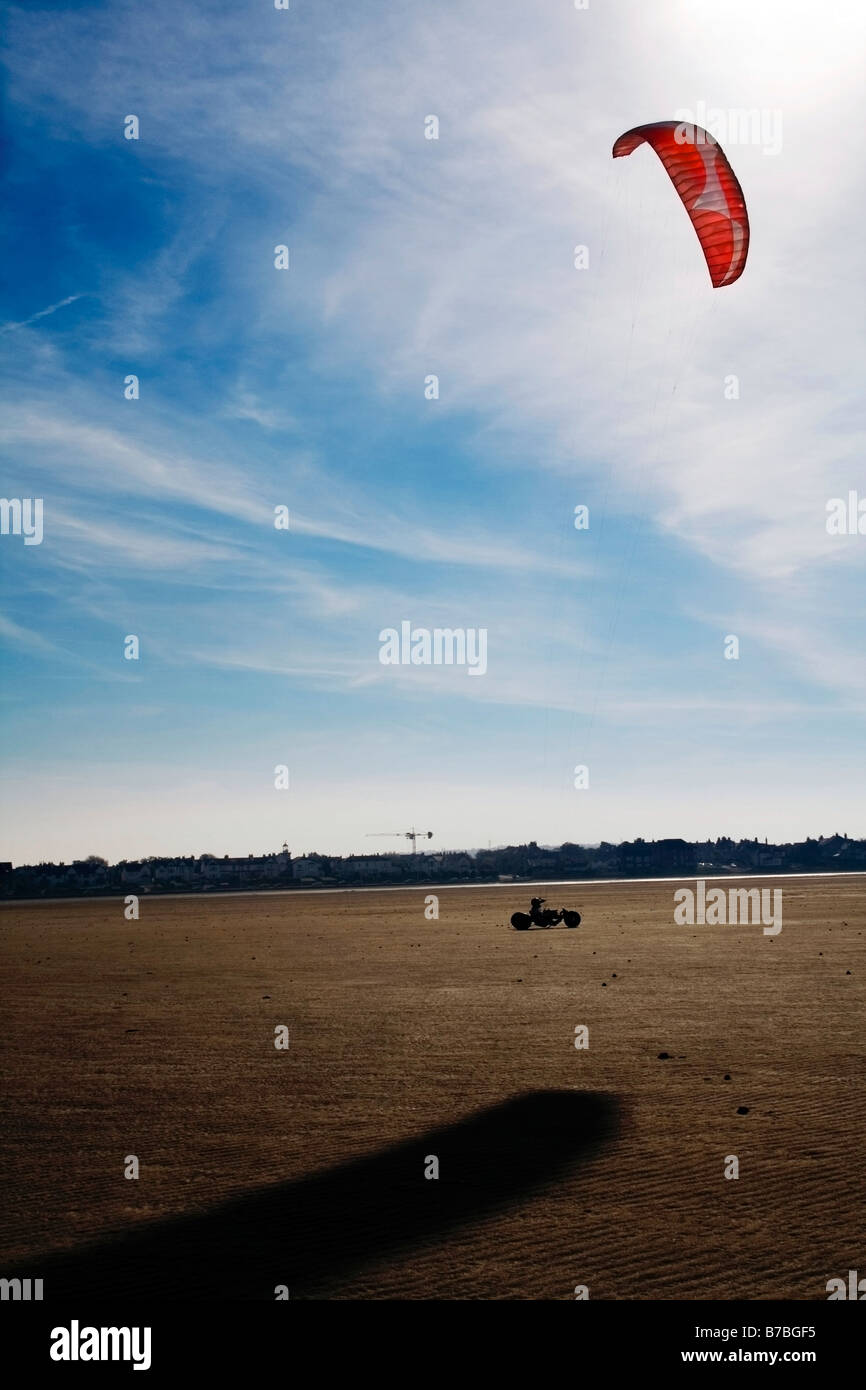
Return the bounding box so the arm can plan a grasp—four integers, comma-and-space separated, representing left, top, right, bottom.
529, 897, 546, 925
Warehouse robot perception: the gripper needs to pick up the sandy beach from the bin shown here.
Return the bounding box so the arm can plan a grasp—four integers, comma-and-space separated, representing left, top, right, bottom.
1, 875, 863, 1299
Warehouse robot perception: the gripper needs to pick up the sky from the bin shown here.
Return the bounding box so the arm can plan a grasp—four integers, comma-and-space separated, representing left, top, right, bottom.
1, 0, 865, 865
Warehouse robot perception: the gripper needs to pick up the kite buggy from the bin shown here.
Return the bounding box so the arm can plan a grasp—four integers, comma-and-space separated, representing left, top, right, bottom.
510, 897, 581, 931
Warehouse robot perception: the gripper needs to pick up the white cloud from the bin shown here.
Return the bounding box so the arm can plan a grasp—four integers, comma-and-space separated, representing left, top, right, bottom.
0, 294, 84, 333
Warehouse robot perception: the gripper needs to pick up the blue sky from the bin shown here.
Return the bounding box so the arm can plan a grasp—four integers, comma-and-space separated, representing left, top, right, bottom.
1, 0, 865, 863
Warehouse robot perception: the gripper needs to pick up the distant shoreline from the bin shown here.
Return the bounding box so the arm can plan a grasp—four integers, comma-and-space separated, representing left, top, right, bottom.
4, 867, 865, 907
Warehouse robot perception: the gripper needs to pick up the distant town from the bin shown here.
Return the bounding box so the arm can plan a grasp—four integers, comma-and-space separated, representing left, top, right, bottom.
1, 833, 865, 899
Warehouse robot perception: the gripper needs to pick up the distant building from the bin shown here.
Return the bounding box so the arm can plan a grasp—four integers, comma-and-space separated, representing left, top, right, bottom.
617, 838, 696, 875
334, 855, 395, 881
260, 850, 292, 880
292, 856, 328, 881
121, 862, 152, 885
152, 858, 197, 884
431, 852, 474, 876
558, 843, 590, 871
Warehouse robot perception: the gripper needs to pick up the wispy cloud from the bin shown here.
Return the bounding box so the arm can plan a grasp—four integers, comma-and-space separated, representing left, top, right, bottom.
0, 294, 84, 333
0, 611, 63, 656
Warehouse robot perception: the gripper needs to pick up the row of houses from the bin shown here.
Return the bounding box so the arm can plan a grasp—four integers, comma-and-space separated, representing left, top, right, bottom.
2, 835, 865, 898
292, 851, 475, 883
0, 851, 293, 896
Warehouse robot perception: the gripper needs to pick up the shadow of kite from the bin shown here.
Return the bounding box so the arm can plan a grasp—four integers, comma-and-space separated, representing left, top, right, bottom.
17, 1089, 619, 1298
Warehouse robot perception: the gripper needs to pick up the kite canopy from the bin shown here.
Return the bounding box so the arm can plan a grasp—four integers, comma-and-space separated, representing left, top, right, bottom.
613, 120, 749, 287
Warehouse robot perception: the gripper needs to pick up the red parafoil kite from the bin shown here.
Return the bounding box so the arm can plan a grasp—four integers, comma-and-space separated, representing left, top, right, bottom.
612, 120, 749, 287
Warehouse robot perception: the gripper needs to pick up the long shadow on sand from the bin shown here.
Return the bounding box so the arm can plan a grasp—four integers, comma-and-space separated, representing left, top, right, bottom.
19, 1089, 619, 1298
